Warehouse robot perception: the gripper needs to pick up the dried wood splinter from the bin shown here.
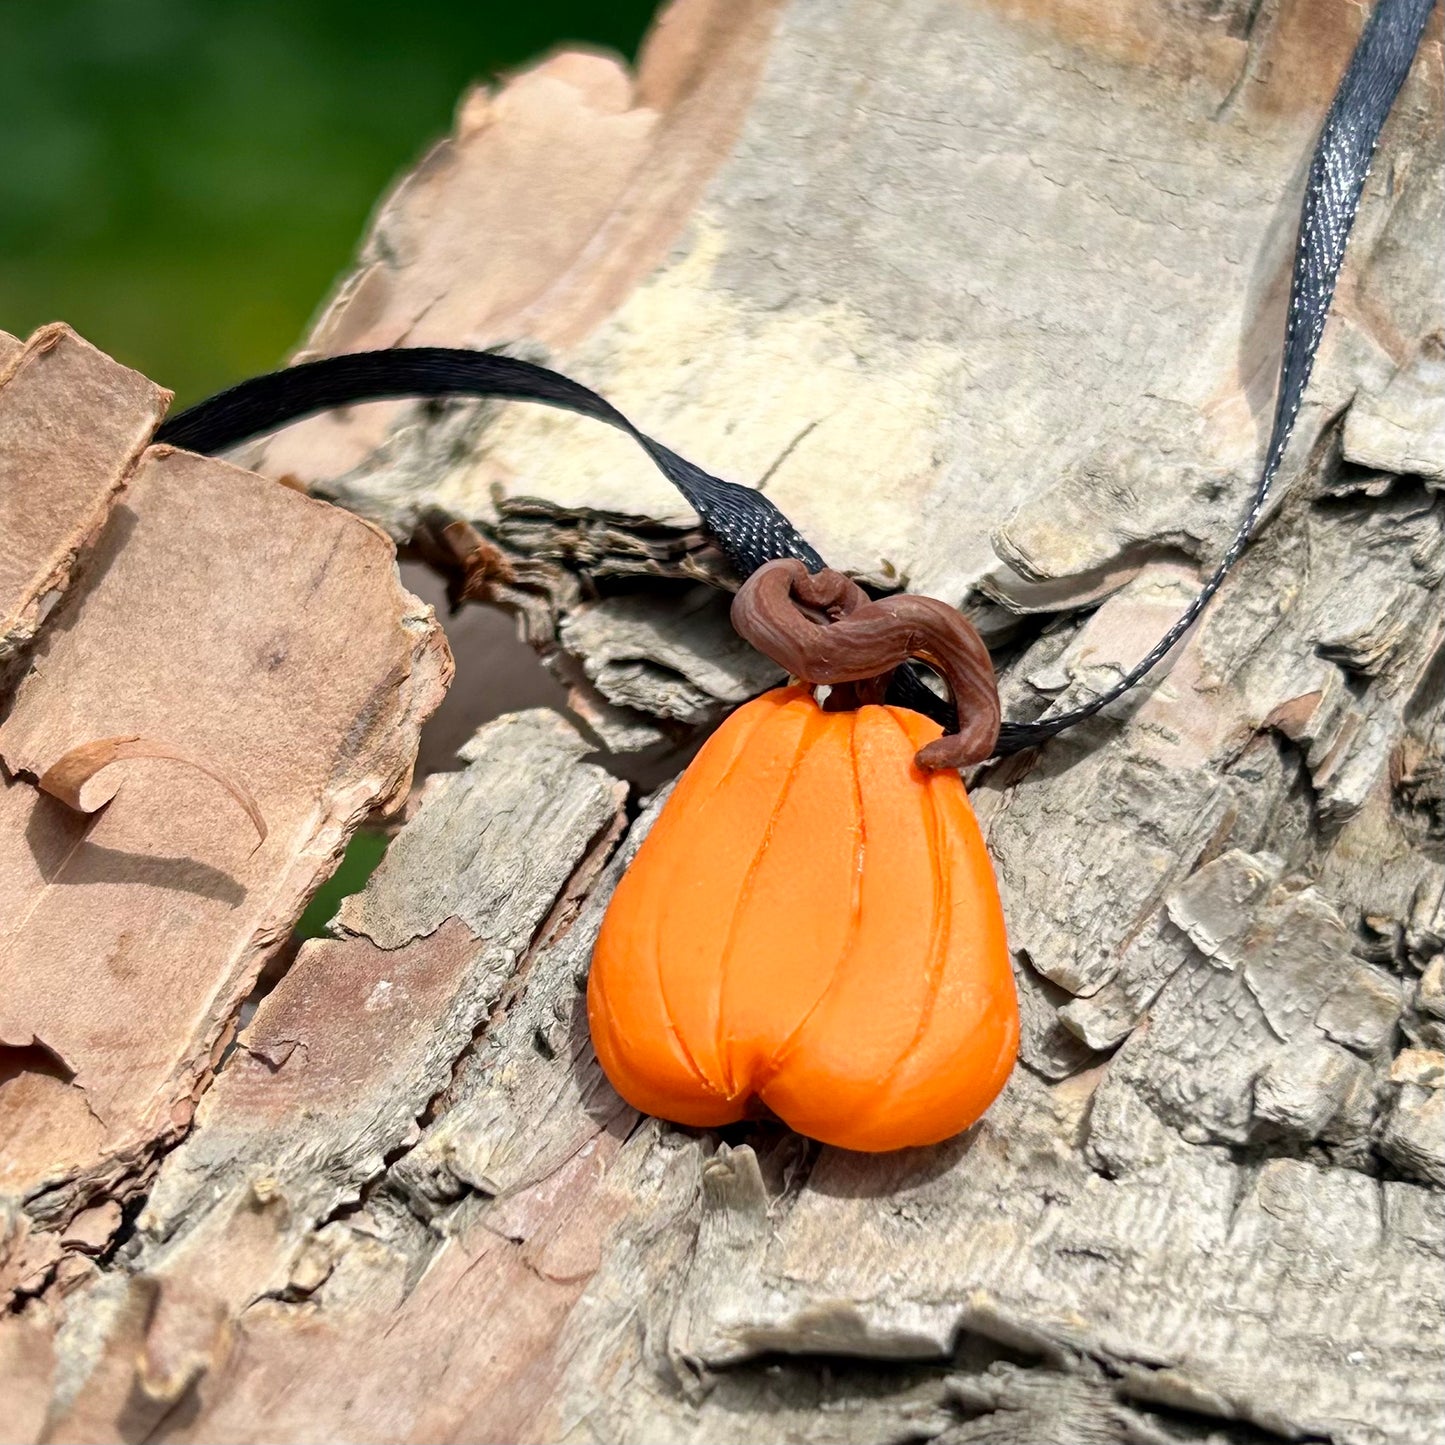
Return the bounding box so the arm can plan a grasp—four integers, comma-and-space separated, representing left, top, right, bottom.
37, 735, 267, 848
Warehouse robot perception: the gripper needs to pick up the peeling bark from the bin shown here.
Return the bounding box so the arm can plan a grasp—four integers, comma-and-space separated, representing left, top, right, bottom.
0, 332, 451, 1316
0, 326, 169, 687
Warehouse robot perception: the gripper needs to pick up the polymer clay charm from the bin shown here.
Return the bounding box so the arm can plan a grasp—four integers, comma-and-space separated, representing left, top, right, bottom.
587, 560, 1018, 1152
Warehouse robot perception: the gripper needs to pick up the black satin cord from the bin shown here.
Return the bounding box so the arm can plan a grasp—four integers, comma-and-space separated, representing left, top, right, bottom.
156, 0, 1435, 758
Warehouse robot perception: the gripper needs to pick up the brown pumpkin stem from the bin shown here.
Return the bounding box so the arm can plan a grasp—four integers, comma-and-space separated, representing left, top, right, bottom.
730, 559, 1001, 769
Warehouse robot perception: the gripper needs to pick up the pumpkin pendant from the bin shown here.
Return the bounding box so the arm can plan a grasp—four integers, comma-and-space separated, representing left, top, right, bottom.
588, 561, 1019, 1153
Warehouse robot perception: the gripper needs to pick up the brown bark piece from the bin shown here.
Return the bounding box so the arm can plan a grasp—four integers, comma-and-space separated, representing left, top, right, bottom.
0, 325, 169, 681
33, 709, 625, 1442
245, 0, 1441, 614
0, 1309, 55, 1445
37, 736, 266, 846
0, 444, 451, 1230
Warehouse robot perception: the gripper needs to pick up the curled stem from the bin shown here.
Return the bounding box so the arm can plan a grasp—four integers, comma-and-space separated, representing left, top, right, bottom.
731, 559, 1000, 769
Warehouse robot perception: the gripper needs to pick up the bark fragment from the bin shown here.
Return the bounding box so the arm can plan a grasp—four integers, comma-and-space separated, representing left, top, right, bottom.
0, 391, 451, 1295
0, 325, 168, 684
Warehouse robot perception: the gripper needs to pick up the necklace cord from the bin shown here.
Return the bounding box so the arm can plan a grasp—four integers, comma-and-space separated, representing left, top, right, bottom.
154, 0, 1436, 758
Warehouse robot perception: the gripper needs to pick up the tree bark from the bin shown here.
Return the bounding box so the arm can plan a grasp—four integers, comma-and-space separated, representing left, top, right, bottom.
3, 0, 1443, 1441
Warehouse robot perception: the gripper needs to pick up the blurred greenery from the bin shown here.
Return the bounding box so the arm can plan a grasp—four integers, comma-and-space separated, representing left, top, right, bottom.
296, 828, 390, 939
0, 0, 659, 404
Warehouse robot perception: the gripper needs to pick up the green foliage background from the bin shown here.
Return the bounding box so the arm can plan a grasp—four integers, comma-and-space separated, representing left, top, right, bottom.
1, 0, 658, 403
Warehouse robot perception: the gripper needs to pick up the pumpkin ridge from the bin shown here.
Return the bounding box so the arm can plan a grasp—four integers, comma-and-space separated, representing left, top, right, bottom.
704, 685, 811, 802
644, 694, 788, 1099
592, 878, 723, 1104
651, 966, 725, 1101
755, 704, 868, 1094
713, 701, 827, 1099
864, 707, 953, 1108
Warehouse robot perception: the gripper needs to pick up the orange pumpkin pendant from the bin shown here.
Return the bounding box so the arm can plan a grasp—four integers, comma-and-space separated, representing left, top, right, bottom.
588, 685, 1017, 1152
588, 561, 1019, 1152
